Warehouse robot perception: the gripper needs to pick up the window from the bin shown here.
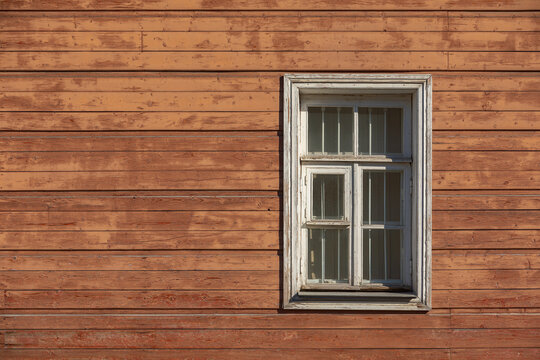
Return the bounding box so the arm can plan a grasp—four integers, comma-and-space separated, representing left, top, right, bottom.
283, 74, 431, 310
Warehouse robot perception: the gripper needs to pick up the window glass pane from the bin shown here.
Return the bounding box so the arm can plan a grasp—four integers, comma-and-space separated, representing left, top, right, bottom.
324, 229, 349, 282
358, 107, 369, 154
312, 174, 344, 220
371, 229, 385, 280
308, 107, 322, 153
308, 229, 349, 283
386, 108, 402, 153
371, 108, 385, 154
324, 107, 339, 154
387, 230, 401, 280
308, 229, 322, 281
358, 107, 403, 155
363, 229, 370, 281
386, 172, 401, 224
339, 107, 353, 154
363, 171, 384, 224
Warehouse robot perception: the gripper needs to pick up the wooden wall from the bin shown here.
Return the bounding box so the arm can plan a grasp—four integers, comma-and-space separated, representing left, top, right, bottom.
0, 1, 539, 358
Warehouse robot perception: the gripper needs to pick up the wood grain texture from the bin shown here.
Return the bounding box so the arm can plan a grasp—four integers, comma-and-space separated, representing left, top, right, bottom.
1, 0, 537, 11
433, 230, 540, 250
433, 131, 540, 151
0, 211, 279, 231
0, 51, 449, 71
0, 112, 279, 131
0, 11, 452, 32
3, 328, 539, 349
433, 195, 540, 210
0, 132, 280, 152
0, 349, 456, 360
2, 313, 538, 330
0, 270, 279, 290
141, 31, 540, 51
2, 290, 280, 309
0, 251, 280, 271
433, 250, 540, 270
0, 91, 279, 111
0, 171, 280, 191
0, 231, 280, 250
1, 11, 538, 33
0, 151, 280, 171
0, 191, 280, 211
0, 32, 141, 51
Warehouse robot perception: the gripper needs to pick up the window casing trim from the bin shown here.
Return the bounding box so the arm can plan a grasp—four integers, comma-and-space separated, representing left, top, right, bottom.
283, 74, 432, 311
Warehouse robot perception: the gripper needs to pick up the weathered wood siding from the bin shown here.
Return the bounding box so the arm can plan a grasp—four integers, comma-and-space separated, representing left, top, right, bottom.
0, 2, 539, 358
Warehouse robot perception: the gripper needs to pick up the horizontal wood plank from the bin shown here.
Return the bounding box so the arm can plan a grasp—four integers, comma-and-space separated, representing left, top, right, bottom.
0, 73, 280, 92
0, 313, 450, 329
0, 191, 280, 211
0, 211, 279, 231
0, 151, 279, 171
2, 313, 538, 330
0, 349, 455, 360
432, 269, 539, 289
140, 31, 540, 52
2, 290, 279, 309
0, 171, 280, 191
433, 289, 540, 308
0, 91, 279, 111
449, 52, 540, 71
1, 0, 536, 11
0, 11, 452, 32
433, 230, 540, 250
0, 251, 279, 271
433, 210, 540, 230
433, 131, 540, 151
433, 151, 540, 171
448, 12, 540, 31
433, 111, 540, 130
0, 231, 280, 250
0, 132, 279, 152
450, 348, 540, 360
0, 270, 279, 290
0, 32, 141, 51
0, 112, 279, 131
433, 195, 540, 210
433, 171, 540, 190
434, 92, 540, 111
3, 328, 539, 349
1, 11, 538, 33
0, 51, 450, 71
433, 250, 540, 270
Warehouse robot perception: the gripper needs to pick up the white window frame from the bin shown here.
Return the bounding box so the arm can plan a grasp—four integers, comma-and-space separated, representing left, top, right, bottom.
283, 74, 432, 311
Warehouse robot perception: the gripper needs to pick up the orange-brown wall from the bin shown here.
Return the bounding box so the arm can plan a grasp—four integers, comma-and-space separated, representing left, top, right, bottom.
0, 1, 539, 359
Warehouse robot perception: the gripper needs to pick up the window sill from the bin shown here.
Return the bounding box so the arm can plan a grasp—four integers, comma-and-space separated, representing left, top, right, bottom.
284, 291, 430, 311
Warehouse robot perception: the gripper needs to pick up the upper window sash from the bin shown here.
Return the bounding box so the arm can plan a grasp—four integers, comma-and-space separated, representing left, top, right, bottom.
300, 95, 412, 160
